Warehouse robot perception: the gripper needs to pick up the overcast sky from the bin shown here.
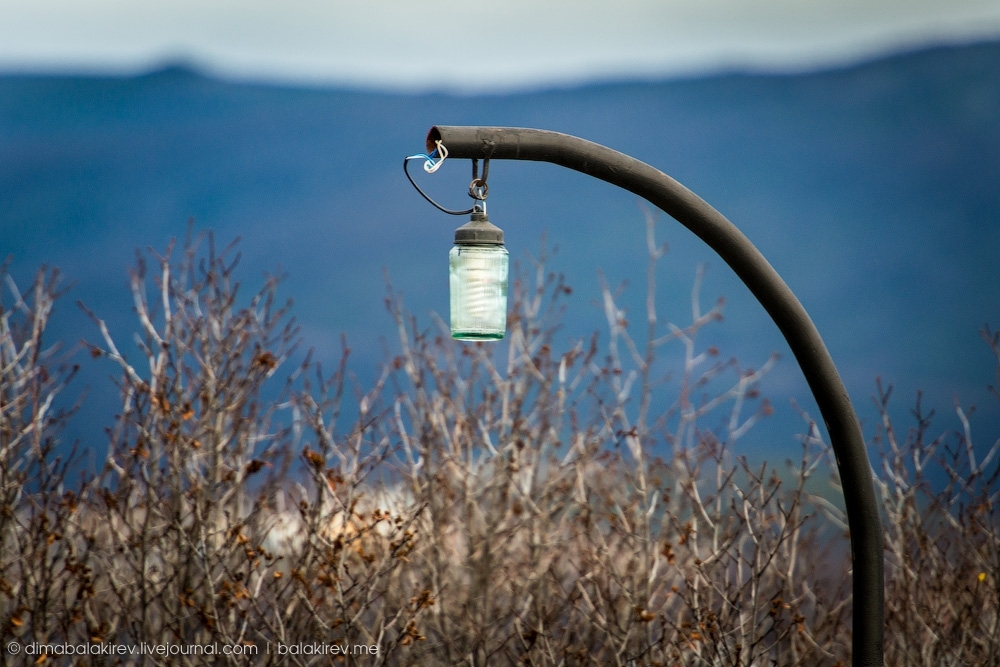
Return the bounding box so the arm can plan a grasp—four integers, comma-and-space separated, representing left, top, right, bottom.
2, 0, 1000, 90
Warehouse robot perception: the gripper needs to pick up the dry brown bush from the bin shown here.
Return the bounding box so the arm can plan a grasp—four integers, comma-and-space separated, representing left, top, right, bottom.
1, 221, 998, 666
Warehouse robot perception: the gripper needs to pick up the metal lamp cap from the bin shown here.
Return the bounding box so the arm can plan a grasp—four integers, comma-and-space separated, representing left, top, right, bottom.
454, 211, 504, 245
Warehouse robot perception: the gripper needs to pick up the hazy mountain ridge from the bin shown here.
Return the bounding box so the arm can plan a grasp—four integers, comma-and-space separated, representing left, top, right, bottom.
1, 40, 997, 461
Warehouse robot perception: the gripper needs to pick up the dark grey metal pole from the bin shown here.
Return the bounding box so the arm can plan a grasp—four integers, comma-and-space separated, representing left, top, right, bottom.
426, 125, 883, 666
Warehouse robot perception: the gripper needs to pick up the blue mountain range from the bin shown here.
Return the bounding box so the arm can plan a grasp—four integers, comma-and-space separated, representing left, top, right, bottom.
2, 40, 998, 465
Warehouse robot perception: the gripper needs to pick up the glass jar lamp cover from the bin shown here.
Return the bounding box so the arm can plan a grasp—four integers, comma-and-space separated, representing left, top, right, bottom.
449, 211, 508, 340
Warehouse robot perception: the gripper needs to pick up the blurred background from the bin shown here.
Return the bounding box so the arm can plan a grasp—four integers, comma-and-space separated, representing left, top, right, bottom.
1, 0, 998, 472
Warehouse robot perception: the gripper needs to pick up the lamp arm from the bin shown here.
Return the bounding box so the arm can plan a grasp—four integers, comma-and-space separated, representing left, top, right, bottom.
426, 125, 884, 667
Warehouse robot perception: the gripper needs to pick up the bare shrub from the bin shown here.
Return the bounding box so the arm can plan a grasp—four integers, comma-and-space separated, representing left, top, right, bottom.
872, 329, 1000, 665
0, 219, 998, 666
0, 264, 82, 649
363, 216, 850, 667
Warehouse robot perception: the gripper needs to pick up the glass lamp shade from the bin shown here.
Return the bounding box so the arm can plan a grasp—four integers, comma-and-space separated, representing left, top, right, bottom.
449, 243, 509, 340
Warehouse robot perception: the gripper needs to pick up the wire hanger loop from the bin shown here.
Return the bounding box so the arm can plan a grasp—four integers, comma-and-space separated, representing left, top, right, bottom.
403, 144, 490, 216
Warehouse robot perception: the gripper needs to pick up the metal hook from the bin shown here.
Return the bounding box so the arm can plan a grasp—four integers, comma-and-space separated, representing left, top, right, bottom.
468, 158, 490, 201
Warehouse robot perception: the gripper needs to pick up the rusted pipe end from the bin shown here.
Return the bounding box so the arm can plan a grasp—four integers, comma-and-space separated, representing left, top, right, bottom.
426, 126, 443, 154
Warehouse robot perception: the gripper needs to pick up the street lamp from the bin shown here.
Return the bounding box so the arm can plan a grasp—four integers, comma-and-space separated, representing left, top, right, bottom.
449, 211, 508, 340
405, 125, 883, 667
404, 148, 510, 340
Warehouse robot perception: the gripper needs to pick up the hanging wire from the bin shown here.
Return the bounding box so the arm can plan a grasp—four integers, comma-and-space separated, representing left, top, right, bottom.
404, 141, 488, 216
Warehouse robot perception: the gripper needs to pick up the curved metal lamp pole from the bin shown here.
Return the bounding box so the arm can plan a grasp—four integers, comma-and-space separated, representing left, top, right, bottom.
425, 125, 884, 666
